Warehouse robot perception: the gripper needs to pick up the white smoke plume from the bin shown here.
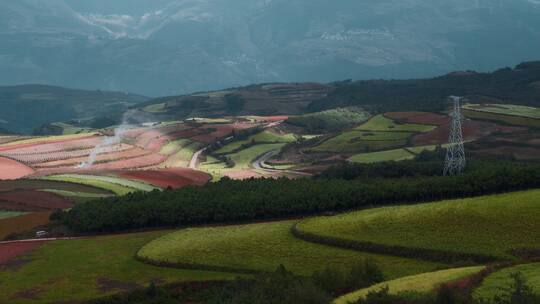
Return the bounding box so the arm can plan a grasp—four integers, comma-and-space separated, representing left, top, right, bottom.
76, 110, 136, 169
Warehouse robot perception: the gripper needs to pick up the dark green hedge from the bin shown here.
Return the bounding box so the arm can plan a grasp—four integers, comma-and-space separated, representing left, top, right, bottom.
55, 161, 540, 233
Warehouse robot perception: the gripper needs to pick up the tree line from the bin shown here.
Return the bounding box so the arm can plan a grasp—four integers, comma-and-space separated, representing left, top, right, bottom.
53, 160, 540, 233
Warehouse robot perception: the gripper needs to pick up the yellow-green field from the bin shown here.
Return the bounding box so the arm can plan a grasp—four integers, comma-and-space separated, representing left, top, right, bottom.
334, 266, 485, 304
0, 232, 236, 304
137, 220, 444, 277
296, 190, 540, 260
474, 263, 540, 302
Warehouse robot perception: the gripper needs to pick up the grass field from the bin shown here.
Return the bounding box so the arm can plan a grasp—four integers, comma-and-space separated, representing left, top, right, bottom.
348, 149, 415, 163
159, 138, 191, 155
42, 175, 152, 195
228, 143, 287, 170
356, 115, 436, 133
473, 263, 540, 301
41, 189, 112, 202
138, 220, 444, 278
0, 211, 27, 219
296, 190, 540, 260
463, 104, 540, 119
0, 231, 236, 304
311, 131, 410, 153
162, 141, 205, 168
216, 131, 296, 154
334, 266, 485, 304
286, 107, 370, 132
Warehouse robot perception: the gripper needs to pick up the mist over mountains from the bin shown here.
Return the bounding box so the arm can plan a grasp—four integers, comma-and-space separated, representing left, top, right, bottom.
1, 0, 540, 96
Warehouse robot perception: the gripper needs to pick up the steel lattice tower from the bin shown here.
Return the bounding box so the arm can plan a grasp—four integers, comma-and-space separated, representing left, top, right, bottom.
443, 96, 466, 176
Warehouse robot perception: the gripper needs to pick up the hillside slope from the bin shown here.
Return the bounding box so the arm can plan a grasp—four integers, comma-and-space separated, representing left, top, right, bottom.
0, 85, 147, 134
138, 61, 540, 118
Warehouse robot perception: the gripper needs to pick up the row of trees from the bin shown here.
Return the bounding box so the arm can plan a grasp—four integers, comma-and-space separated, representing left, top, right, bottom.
54, 161, 540, 233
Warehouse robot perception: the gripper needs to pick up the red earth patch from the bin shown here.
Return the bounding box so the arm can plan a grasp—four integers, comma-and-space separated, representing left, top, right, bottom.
0, 240, 48, 265
0, 157, 34, 180
385, 112, 450, 126
411, 120, 524, 146
117, 168, 211, 189
0, 190, 73, 211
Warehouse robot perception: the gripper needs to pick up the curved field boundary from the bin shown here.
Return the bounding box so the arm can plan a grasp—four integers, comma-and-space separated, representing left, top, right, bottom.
291, 222, 498, 264
136, 221, 443, 279
334, 266, 486, 304
473, 262, 540, 301
0, 179, 114, 196
43, 174, 158, 194
117, 168, 211, 189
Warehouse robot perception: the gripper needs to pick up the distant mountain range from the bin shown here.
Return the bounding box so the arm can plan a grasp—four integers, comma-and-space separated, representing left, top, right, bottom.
1, 0, 540, 96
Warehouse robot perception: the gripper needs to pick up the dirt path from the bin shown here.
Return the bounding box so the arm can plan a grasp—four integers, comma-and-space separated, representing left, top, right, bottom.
251, 150, 311, 177
189, 147, 207, 169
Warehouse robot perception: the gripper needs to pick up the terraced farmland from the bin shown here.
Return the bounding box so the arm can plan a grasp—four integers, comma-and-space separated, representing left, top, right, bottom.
42, 174, 149, 195
296, 190, 540, 260
334, 266, 485, 304
0, 231, 236, 304
356, 115, 437, 133
348, 148, 415, 163
311, 131, 411, 153
463, 104, 540, 119
215, 131, 296, 154
137, 220, 444, 277
0, 212, 51, 240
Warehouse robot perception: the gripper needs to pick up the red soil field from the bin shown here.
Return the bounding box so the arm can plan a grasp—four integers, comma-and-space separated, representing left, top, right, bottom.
0, 240, 49, 265
0, 190, 73, 211
35, 147, 149, 169
0, 135, 99, 153
385, 112, 450, 126
0, 157, 34, 180
117, 168, 211, 189
411, 120, 524, 146
166, 129, 202, 140
470, 146, 540, 161
89, 154, 168, 171
0, 212, 51, 239
7, 143, 133, 165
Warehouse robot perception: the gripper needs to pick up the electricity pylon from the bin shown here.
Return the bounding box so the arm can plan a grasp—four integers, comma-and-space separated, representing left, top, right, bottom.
443, 96, 466, 176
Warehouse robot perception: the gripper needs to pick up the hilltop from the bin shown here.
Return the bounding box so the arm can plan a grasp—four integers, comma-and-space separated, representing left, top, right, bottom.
0, 85, 148, 134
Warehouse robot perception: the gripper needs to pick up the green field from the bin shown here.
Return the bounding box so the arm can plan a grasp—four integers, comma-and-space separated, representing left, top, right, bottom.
41, 189, 113, 202
463, 109, 540, 128
228, 143, 287, 170
356, 115, 436, 133
216, 131, 296, 154
311, 130, 410, 153
0, 211, 27, 219
296, 190, 540, 260
348, 148, 415, 163
473, 263, 540, 302
162, 141, 205, 167
334, 266, 485, 304
42, 174, 158, 195
286, 107, 370, 132
138, 220, 444, 278
159, 138, 191, 155
0, 231, 236, 304
463, 104, 540, 119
